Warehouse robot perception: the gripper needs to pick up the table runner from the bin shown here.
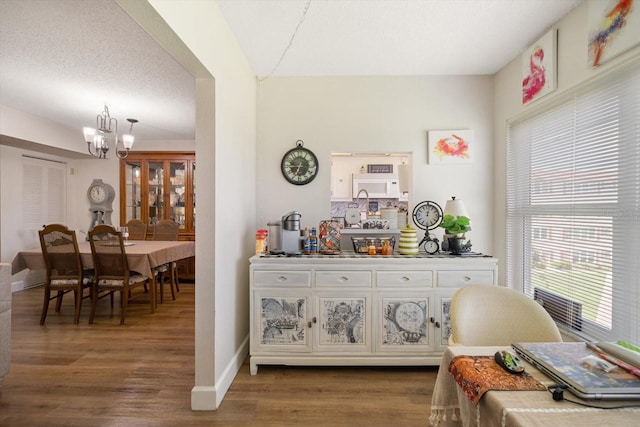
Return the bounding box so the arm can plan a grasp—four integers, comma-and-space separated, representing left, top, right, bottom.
448, 355, 546, 404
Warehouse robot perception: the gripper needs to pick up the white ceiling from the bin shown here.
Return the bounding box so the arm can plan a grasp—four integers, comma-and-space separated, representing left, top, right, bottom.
0, 0, 582, 150
216, 0, 583, 76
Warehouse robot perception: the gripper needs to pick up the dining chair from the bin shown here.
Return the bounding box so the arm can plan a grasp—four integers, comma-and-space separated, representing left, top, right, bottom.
153, 219, 180, 303
448, 284, 563, 346
88, 224, 154, 325
38, 224, 92, 325
125, 219, 148, 240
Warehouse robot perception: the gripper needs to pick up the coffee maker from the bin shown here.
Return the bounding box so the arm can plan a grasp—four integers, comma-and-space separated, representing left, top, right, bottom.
281, 211, 302, 253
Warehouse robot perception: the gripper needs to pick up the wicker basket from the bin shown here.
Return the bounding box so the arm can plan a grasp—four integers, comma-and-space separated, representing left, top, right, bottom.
351, 236, 396, 254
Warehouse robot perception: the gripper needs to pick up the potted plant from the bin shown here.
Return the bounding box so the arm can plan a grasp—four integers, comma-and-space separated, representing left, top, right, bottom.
439, 214, 472, 254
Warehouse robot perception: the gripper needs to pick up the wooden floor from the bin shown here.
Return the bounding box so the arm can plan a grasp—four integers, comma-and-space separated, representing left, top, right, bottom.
1, 284, 438, 426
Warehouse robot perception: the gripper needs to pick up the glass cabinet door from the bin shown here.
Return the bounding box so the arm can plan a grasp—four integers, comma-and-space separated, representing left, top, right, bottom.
123, 160, 142, 224
120, 153, 195, 240
191, 161, 196, 231
148, 161, 164, 226
169, 161, 187, 230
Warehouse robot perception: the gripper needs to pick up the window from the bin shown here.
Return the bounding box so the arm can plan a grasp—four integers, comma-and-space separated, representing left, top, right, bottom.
506, 58, 640, 343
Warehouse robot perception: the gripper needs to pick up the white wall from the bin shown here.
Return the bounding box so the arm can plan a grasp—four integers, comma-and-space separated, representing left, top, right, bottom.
492, 1, 640, 285
148, 0, 257, 410
257, 76, 494, 254
0, 109, 118, 265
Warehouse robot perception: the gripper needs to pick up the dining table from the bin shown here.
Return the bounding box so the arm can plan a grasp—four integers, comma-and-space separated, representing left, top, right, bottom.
430, 345, 640, 427
11, 240, 195, 303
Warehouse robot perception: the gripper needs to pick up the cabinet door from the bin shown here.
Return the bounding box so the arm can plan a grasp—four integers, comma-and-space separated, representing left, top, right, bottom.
120, 153, 195, 238
434, 289, 456, 352
313, 291, 371, 353
375, 291, 434, 353
147, 160, 165, 225
190, 161, 195, 232
330, 156, 355, 201
168, 160, 187, 230
252, 290, 311, 353
122, 159, 142, 224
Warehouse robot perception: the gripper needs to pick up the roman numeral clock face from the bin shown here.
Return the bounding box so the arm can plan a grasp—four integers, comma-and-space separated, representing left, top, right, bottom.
281, 142, 319, 185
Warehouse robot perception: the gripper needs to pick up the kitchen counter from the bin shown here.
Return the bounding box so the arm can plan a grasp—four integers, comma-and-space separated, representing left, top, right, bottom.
256, 251, 493, 260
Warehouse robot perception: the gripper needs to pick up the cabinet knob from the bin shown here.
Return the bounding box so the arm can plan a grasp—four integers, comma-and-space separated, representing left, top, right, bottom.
430, 317, 435, 323
401, 276, 410, 282
339, 276, 349, 282
463, 276, 471, 281
277, 276, 288, 282
435, 321, 441, 328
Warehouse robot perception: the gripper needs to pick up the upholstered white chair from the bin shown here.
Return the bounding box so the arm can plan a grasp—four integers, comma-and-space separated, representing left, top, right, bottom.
448, 284, 562, 346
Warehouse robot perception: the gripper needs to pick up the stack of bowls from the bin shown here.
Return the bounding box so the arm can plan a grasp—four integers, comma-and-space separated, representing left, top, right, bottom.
398, 225, 419, 255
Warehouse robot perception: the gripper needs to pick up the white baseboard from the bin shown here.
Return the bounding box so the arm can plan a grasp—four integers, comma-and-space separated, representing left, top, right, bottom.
11, 281, 24, 292
190, 334, 249, 410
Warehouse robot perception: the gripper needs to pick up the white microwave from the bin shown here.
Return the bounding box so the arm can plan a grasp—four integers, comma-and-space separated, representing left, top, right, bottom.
352, 173, 401, 199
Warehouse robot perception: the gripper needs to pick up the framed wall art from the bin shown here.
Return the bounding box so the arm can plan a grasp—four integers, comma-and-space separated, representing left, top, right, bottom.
522, 29, 557, 105
428, 130, 473, 164
588, 0, 640, 67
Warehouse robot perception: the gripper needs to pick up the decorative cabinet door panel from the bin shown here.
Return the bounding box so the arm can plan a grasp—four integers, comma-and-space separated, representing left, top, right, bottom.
253, 290, 311, 353
375, 291, 434, 353
314, 292, 371, 353
435, 289, 456, 352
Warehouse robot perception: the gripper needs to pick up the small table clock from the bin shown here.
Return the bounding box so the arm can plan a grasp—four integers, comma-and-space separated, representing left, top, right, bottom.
412, 200, 444, 254
87, 179, 115, 230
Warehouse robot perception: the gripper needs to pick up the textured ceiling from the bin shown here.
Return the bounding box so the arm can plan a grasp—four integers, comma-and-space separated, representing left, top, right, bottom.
0, 0, 583, 149
0, 0, 196, 144
217, 0, 583, 76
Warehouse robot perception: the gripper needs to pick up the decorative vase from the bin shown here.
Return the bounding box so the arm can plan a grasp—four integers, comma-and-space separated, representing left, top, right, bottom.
447, 236, 471, 255
398, 225, 419, 255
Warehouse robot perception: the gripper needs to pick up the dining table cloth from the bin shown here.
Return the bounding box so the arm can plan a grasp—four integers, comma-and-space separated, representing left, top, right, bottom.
11, 240, 195, 280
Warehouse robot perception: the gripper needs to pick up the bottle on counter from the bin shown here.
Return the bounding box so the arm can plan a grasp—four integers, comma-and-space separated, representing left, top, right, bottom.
310, 227, 318, 254
381, 239, 393, 255
303, 227, 311, 255
367, 239, 377, 255
255, 229, 268, 256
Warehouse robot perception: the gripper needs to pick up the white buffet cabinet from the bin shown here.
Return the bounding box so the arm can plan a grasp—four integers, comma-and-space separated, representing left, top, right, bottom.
249, 254, 498, 375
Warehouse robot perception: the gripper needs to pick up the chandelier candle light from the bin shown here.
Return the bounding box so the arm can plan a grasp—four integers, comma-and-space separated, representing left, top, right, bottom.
83, 105, 137, 159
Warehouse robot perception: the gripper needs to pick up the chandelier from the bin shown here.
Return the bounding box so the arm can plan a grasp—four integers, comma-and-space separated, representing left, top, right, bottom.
82, 105, 137, 159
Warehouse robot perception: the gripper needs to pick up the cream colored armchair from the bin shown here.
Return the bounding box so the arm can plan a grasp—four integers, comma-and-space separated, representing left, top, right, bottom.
448, 284, 562, 346
1, 262, 11, 384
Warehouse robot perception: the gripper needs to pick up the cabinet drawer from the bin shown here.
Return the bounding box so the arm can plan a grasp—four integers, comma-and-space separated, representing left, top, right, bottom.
314, 271, 372, 287
437, 270, 495, 287
376, 271, 433, 287
253, 271, 311, 287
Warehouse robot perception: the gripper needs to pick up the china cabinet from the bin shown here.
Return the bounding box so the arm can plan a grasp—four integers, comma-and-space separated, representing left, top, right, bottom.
249, 254, 498, 374
119, 152, 195, 278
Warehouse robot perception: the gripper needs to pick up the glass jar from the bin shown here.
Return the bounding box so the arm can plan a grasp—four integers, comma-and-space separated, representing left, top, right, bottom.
381, 239, 393, 255
367, 239, 377, 255
255, 229, 268, 256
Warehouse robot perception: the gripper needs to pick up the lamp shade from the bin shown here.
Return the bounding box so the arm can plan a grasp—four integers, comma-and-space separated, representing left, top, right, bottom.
83, 127, 96, 143
122, 134, 134, 150
444, 196, 468, 218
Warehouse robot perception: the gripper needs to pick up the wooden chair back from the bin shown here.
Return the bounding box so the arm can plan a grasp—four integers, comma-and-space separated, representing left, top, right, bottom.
153, 220, 180, 241
88, 224, 153, 324
38, 223, 90, 324
39, 224, 83, 281
126, 219, 148, 240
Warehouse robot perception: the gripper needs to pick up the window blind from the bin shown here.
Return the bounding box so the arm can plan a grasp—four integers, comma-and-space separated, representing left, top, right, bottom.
22, 156, 67, 249
506, 59, 640, 343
